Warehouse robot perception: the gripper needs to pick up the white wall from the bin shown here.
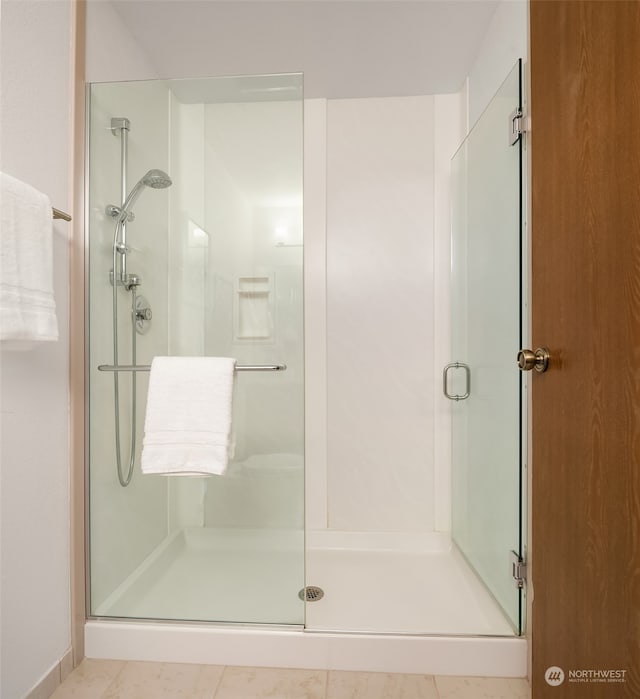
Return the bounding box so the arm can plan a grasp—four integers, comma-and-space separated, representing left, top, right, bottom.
325, 96, 436, 532
301, 93, 464, 537
467, 0, 528, 127
0, 1, 72, 697
85, 0, 160, 83
86, 1, 499, 100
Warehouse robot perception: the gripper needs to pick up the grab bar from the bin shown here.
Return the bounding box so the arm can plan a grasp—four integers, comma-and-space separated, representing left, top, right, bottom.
98, 363, 287, 373
443, 362, 470, 401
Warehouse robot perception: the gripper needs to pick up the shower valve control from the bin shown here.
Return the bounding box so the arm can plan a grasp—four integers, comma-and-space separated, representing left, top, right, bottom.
136, 307, 152, 321
134, 295, 152, 335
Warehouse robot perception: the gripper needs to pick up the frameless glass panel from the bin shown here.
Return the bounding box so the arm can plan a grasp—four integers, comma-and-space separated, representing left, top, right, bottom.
88, 74, 304, 625
450, 61, 523, 631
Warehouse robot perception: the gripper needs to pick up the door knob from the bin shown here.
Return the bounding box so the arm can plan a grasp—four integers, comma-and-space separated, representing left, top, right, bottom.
517, 347, 550, 373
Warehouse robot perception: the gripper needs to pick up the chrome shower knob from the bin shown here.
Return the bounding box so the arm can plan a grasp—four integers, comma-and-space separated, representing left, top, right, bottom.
134, 295, 152, 335
136, 307, 152, 321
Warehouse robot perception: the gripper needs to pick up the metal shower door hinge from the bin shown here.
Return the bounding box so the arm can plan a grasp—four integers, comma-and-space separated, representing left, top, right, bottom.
510, 550, 527, 589
509, 108, 525, 146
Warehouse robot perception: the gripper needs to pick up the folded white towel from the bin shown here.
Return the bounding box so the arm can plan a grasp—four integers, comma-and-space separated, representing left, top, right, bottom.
141, 356, 236, 476
0, 172, 59, 342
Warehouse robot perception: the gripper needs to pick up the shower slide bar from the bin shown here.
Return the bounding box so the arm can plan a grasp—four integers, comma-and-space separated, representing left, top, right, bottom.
98, 363, 287, 373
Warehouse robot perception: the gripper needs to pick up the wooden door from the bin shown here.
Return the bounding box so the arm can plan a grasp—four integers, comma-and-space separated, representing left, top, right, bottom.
530, 1, 640, 696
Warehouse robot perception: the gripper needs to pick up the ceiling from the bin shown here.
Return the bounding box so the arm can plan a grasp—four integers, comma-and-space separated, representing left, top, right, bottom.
109, 0, 500, 99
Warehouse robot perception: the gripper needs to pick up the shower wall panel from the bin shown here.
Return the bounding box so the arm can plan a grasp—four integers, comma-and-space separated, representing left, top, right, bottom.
168, 98, 206, 358
165, 98, 208, 532
326, 95, 437, 533
163, 96, 304, 532
200, 100, 304, 529
88, 81, 171, 610
303, 98, 329, 532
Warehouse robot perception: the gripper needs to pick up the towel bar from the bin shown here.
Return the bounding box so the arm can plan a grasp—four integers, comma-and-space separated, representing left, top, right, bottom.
97, 363, 287, 373
52, 207, 72, 221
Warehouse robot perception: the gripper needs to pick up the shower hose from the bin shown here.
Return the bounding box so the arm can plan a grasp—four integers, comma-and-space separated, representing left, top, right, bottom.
111, 219, 137, 487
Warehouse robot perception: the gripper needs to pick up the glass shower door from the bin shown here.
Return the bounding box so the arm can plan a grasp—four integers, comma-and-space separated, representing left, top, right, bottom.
87, 73, 304, 626
449, 61, 524, 632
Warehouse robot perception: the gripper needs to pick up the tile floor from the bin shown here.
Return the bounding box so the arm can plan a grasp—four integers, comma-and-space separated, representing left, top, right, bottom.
50, 659, 531, 698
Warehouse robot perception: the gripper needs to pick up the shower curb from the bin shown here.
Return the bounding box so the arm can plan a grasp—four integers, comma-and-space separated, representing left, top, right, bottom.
85, 620, 527, 678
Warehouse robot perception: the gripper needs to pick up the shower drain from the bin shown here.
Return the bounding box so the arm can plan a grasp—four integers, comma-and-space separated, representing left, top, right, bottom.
299, 586, 325, 602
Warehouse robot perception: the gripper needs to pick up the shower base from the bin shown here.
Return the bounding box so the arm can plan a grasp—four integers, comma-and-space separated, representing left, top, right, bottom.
95, 527, 304, 623
305, 533, 514, 636
88, 527, 526, 676
95, 526, 512, 636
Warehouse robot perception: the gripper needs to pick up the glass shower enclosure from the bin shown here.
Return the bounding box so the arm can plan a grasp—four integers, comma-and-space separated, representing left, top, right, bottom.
86, 66, 526, 639
87, 74, 304, 624
448, 60, 526, 633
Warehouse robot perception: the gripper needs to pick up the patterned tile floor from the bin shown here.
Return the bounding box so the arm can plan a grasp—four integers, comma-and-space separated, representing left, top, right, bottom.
51, 659, 531, 698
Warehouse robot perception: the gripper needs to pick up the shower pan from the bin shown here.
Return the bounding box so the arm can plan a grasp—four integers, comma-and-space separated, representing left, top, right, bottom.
85, 69, 527, 677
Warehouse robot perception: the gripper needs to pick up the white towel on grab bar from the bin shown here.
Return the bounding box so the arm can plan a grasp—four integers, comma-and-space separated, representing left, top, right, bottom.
0, 172, 59, 342
141, 356, 236, 476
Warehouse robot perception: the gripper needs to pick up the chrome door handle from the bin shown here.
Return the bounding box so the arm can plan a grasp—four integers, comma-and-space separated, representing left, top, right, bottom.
443, 362, 470, 401
517, 347, 550, 373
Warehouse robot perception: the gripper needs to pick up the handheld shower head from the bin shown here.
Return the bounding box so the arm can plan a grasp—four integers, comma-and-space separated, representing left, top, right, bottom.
117, 169, 172, 221
141, 169, 172, 190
